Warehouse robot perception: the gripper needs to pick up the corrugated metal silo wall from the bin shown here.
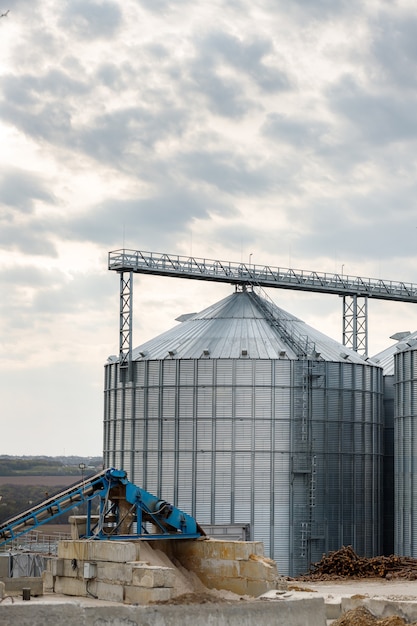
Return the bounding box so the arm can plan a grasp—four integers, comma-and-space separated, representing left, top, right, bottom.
103, 357, 383, 577
394, 349, 417, 557
382, 375, 394, 556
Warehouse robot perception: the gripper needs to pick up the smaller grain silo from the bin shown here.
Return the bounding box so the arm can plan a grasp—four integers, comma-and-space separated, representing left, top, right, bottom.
392, 334, 417, 557
104, 288, 383, 576
372, 332, 413, 556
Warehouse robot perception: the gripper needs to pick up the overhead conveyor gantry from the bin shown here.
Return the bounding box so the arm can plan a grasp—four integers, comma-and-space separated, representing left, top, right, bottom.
108, 249, 417, 360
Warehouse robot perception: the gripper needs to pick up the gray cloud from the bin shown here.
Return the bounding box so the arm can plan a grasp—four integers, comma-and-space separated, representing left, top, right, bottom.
58, 0, 122, 40
189, 66, 254, 118
262, 113, 329, 147
177, 149, 293, 195
328, 75, 417, 144
0, 168, 54, 213
371, 14, 417, 90
64, 189, 236, 248
199, 32, 291, 93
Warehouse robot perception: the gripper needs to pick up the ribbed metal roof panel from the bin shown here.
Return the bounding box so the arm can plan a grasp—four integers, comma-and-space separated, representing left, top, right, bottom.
372, 331, 417, 375
131, 290, 370, 364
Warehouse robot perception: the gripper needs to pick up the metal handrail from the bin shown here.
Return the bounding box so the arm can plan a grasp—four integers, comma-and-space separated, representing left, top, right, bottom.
108, 249, 417, 302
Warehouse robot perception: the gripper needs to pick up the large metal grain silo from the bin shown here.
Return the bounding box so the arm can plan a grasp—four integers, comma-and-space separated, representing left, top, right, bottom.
103, 288, 383, 576
392, 335, 417, 557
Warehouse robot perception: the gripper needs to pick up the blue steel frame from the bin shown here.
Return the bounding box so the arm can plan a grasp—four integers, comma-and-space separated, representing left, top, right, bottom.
0, 468, 203, 547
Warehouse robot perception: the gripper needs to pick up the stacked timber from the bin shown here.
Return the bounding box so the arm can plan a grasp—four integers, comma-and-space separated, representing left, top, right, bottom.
300, 546, 417, 580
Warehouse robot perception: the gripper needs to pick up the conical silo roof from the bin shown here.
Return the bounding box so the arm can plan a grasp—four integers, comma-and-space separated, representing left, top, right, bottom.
131, 289, 369, 363
372, 331, 417, 375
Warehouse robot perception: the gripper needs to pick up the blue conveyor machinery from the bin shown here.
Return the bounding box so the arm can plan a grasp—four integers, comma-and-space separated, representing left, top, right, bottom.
0, 468, 205, 547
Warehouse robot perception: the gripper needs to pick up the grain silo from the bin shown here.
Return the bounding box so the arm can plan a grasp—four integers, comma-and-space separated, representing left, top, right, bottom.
372, 332, 412, 556
391, 334, 417, 557
103, 287, 383, 576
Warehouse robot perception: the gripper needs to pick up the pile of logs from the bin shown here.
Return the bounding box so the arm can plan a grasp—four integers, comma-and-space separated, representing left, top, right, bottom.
300, 545, 417, 580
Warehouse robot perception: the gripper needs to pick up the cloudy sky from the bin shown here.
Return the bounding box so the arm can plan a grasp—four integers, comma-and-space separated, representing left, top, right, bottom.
2, 0, 417, 457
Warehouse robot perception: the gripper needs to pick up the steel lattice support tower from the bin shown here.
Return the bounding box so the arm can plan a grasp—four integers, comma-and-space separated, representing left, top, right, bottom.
119, 271, 133, 373
342, 295, 368, 356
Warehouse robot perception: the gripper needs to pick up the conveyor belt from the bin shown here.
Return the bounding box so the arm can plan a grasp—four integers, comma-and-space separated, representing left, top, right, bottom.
0, 469, 108, 545
0, 468, 204, 547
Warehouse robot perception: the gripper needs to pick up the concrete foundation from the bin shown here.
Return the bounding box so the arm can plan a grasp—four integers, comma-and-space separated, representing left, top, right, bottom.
0, 596, 326, 626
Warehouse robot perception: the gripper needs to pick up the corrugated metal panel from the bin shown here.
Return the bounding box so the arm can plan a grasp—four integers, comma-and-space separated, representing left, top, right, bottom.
198, 359, 214, 385
235, 360, 253, 385
179, 360, 195, 385
197, 420, 212, 448
163, 360, 177, 385
255, 360, 272, 385
216, 360, 233, 385
216, 420, 232, 451
197, 387, 213, 418
216, 387, 233, 418
234, 420, 252, 450
215, 452, 232, 524
177, 453, 193, 512
148, 361, 161, 386
195, 453, 212, 521
179, 420, 194, 449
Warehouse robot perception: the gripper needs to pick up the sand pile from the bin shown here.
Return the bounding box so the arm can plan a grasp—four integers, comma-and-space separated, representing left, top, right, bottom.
138, 541, 247, 604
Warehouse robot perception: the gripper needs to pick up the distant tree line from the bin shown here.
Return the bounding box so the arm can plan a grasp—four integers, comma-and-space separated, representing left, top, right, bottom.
0, 484, 83, 525
0, 456, 103, 524
0, 456, 103, 476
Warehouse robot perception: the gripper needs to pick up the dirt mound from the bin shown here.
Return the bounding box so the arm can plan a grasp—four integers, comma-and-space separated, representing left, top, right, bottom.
333, 606, 417, 626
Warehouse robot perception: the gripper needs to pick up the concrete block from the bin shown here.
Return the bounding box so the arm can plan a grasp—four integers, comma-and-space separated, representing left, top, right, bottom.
58, 540, 137, 563
173, 538, 265, 562
57, 540, 89, 561
89, 579, 124, 603
124, 585, 172, 605
324, 598, 342, 620
0, 554, 10, 577
199, 558, 240, 579
42, 570, 55, 593
54, 576, 88, 597
203, 574, 248, 596
132, 564, 176, 588
239, 556, 278, 582
49, 558, 64, 577
96, 561, 134, 584
2, 577, 43, 596
233, 541, 265, 560
246, 579, 276, 597
0, 580, 4, 600
342, 596, 417, 623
